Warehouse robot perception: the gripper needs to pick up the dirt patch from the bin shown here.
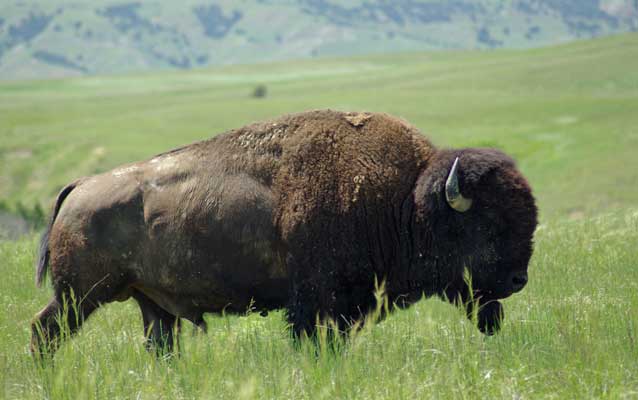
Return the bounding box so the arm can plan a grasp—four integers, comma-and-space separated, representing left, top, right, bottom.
568, 210, 585, 220
7, 148, 33, 159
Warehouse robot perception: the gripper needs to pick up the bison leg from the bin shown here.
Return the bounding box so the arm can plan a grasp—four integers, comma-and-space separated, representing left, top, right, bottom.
286, 282, 354, 342
30, 294, 97, 358
287, 291, 321, 340
132, 290, 180, 356
193, 315, 208, 334
287, 287, 365, 357
286, 256, 373, 343
286, 262, 329, 339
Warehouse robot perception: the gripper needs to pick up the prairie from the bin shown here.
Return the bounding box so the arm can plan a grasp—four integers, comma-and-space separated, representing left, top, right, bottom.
1, 33, 637, 399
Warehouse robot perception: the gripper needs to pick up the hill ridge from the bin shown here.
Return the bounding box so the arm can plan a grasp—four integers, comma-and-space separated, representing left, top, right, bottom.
1, 0, 637, 80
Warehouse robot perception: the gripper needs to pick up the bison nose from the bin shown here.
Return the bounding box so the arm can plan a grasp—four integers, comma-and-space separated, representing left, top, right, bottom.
511, 272, 528, 293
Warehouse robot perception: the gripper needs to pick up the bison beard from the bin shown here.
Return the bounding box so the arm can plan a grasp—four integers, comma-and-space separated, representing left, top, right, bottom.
31, 110, 537, 356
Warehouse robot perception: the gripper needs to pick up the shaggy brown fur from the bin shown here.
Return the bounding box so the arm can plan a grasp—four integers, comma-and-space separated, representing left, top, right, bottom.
31, 110, 537, 355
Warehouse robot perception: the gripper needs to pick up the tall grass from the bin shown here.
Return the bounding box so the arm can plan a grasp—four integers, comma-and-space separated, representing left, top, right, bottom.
1, 210, 637, 399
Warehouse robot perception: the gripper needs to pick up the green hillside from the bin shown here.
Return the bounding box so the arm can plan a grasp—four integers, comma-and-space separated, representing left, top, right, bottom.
1, 0, 637, 79
1, 33, 638, 399
1, 32, 637, 222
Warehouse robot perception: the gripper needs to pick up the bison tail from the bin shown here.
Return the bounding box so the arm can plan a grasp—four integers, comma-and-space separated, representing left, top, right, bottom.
36, 181, 79, 288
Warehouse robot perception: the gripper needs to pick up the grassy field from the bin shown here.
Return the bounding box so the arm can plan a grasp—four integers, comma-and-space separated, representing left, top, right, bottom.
1, 33, 638, 398
2, 32, 638, 218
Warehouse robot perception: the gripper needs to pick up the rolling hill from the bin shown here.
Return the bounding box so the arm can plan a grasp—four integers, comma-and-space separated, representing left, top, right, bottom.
1, 0, 637, 79
1, 32, 637, 227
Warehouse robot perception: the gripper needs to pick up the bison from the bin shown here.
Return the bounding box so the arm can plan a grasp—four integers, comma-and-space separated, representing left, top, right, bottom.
31, 110, 537, 355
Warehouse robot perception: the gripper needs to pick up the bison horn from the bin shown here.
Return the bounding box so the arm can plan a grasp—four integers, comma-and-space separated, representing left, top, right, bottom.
445, 157, 473, 212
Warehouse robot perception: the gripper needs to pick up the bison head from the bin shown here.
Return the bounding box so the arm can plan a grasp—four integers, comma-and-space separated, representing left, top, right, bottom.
413, 148, 538, 334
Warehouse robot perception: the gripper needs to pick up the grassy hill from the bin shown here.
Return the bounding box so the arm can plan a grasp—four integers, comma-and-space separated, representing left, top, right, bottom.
1, 34, 638, 398
1, 32, 637, 221
1, 0, 637, 79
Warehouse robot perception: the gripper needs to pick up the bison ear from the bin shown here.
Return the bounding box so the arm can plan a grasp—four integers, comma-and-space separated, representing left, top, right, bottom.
445, 157, 473, 212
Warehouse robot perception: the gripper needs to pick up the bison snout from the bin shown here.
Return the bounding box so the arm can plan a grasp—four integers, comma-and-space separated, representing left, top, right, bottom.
510, 272, 528, 293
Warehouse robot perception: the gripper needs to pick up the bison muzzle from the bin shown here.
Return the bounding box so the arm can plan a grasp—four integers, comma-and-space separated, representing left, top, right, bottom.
31, 110, 537, 355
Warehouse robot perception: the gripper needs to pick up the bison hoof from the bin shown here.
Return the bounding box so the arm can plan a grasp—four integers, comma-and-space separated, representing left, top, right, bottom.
477, 300, 503, 335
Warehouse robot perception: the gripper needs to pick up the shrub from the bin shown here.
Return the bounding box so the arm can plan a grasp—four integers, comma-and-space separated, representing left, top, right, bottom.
252, 85, 267, 98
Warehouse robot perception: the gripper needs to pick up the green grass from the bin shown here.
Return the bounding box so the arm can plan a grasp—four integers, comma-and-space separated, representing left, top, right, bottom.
1, 33, 638, 398
2, 211, 637, 399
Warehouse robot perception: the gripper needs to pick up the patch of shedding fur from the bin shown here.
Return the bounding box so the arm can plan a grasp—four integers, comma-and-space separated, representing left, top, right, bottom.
345, 112, 372, 127
112, 165, 139, 177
